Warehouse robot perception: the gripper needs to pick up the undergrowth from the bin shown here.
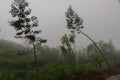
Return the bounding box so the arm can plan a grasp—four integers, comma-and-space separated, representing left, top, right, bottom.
0, 64, 94, 80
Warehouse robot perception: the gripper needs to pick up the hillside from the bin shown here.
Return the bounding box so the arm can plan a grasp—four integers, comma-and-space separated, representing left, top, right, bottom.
0, 39, 27, 56
0, 39, 34, 69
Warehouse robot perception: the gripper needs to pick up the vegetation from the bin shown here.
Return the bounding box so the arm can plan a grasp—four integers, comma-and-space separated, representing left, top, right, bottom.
0, 39, 120, 80
9, 0, 46, 79
0, 64, 94, 80
0, 0, 120, 80
65, 6, 110, 67
60, 33, 76, 64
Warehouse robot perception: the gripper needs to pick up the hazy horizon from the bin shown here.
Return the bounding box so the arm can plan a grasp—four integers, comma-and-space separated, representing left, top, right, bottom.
0, 0, 120, 49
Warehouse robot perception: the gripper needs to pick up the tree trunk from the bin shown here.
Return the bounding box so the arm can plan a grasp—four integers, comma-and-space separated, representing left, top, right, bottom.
33, 44, 39, 80
80, 30, 110, 68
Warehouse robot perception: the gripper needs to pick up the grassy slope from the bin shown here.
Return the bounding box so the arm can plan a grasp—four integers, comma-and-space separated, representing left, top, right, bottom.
0, 40, 34, 69
0, 39, 25, 56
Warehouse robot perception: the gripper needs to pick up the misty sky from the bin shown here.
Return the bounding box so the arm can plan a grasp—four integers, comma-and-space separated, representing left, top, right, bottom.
0, 0, 120, 49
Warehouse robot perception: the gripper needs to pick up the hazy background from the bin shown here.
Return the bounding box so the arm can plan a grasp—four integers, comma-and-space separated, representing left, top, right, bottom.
0, 0, 120, 49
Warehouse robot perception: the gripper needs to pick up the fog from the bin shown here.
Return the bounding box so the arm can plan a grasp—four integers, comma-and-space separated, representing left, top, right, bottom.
0, 0, 120, 49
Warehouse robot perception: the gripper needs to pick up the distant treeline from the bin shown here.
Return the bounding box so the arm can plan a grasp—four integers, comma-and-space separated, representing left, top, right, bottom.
0, 39, 120, 70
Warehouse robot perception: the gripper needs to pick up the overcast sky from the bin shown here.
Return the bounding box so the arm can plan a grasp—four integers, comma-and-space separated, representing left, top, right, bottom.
0, 0, 120, 49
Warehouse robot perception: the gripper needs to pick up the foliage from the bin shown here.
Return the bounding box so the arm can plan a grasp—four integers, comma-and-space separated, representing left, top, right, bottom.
89, 53, 104, 70
60, 6, 83, 64
87, 40, 116, 66
0, 70, 35, 80
65, 6, 84, 34
65, 6, 110, 67
60, 33, 76, 64
0, 64, 93, 80
9, 0, 46, 44
9, 0, 47, 79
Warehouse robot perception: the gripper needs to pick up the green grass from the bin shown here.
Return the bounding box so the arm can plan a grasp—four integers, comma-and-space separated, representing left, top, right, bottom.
39, 64, 93, 80
0, 64, 94, 80
0, 39, 35, 69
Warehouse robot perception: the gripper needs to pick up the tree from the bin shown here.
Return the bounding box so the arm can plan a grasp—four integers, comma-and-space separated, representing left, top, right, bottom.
99, 40, 115, 55
60, 33, 76, 64
87, 40, 116, 67
89, 53, 103, 70
65, 6, 110, 67
9, 0, 46, 79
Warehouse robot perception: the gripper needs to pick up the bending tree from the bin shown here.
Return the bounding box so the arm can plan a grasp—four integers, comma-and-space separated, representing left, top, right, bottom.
9, 0, 46, 79
65, 6, 110, 67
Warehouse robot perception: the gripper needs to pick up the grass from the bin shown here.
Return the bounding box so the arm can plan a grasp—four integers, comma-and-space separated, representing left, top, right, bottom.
0, 64, 94, 80
39, 64, 94, 80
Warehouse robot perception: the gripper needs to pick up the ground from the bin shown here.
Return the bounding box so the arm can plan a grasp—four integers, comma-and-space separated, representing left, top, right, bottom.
63, 65, 120, 80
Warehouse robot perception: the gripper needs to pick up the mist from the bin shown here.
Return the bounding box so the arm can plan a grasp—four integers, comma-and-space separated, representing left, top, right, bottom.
0, 0, 120, 49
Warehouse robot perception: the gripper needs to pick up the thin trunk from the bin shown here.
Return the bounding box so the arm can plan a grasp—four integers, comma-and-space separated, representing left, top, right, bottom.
80, 31, 110, 68
33, 44, 39, 80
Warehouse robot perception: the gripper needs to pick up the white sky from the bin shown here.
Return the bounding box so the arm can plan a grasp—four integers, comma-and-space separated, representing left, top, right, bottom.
0, 0, 120, 49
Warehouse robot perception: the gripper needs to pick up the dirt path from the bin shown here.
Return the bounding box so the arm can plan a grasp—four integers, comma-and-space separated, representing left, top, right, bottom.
106, 75, 120, 80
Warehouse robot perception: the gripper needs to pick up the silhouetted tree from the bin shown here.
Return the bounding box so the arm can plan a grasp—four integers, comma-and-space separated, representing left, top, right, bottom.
65, 6, 110, 67
9, 0, 46, 79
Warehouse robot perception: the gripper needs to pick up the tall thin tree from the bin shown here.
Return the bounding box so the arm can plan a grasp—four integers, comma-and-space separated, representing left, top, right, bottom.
9, 0, 47, 79
65, 6, 110, 67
